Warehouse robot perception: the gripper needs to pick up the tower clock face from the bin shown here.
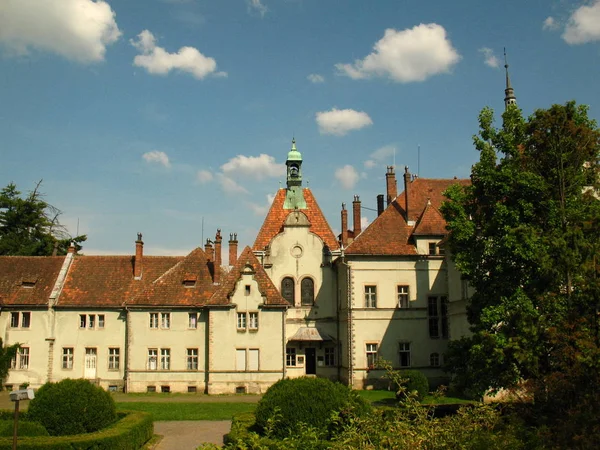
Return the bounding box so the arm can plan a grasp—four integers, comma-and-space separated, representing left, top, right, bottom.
290, 165, 299, 177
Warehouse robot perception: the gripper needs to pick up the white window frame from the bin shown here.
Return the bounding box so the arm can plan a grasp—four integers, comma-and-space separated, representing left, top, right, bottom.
397, 285, 409, 308
188, 312, 198, 329
366, 343, 378, 369
79, 314, 87, 329
237, 312, 247, 330
248, 312, 258, 330
398, 342, 411, 368
108, 348, 120, 370
160, 312, 171, 329
62, 347, 73, 370
149, 313, 159, 329
21, 312, 31, 328
148, 349, 158, 370
10, 312, 19, 328
13, 347, 29, 370
187, 348, 198, 370
286, 347, 297, 367
364, 285, 377, 308
98, 314, 105, 328
88, 314, 95, 329
160, 348, 171, 370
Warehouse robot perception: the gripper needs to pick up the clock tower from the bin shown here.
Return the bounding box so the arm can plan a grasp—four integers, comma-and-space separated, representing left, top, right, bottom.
284, 138, 307, 209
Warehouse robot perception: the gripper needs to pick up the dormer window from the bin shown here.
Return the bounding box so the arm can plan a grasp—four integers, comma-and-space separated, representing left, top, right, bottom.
21, 280, 36, 288
183, 280, 196, 288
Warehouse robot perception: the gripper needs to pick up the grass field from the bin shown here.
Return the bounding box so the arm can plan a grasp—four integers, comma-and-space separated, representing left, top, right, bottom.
116, 402, 256, 421
356, 389, 474, 406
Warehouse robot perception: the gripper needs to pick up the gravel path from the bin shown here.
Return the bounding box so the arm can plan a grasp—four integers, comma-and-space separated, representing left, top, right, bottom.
153, 421, 232, 449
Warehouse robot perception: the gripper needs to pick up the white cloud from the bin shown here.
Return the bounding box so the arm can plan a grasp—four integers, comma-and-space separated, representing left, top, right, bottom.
361, 216, 370, 230
543, 16, 560, 31
316, 108, 373, 136
335, 24, 460, 83
307, 73, 325, 83
218, 174, 249, 195
196, 170, 214, 184
142, 151, 170, 167
247, 194, 275, 216
247, 0, 268, 17
221, 154, 285, 180
478, 47, 499, 68
335, 165, 360, 190
364, 145, 396, 169
131, 30, 226, 79
563, 1, 600, 44
0, 0, 120, 63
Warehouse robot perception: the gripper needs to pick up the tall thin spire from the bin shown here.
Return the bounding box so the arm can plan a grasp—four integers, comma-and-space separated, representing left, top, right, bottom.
504, 48, 517, 110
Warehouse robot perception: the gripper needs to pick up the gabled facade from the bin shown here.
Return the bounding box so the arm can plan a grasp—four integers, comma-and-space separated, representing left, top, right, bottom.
0, 142, 470, 394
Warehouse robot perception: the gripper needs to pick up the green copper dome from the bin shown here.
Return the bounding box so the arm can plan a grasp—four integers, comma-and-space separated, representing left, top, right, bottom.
287, 138, 302, 161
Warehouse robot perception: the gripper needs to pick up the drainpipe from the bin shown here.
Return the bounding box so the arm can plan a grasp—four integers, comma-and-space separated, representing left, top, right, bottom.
123, 307, 129, 392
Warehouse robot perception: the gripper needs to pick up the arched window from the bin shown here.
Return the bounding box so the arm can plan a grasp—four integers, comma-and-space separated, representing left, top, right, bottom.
430, 352, 440, 367
281, 277, 295, 304
301, 278, 314, 306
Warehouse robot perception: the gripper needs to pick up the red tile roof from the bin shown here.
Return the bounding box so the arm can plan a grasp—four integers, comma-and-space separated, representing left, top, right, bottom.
59, 255, 182, 307
127, 248, 216, 307
209, 246, 288, 307
345, 177, 469, 256
412, 202, 447, 235
0, 256, 65, 306
253, 188, 339, 251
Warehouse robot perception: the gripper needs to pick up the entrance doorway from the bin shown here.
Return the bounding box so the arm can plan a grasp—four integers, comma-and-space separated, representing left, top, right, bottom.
305, 348, 316, 375
84, 348, 97, 379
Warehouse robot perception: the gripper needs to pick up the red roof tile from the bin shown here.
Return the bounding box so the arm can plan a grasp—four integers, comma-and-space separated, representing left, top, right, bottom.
209, 246, 288, 307
128, 248, 215, 307
253, 188, 339, 251
412, 202, 447, 235
59, 255, 182, 307
0, 256, 65, 306
397, 178, 470, 222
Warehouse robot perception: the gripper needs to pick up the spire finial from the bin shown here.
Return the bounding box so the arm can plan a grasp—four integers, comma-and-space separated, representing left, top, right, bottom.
291, 137, 296, 151
503, 47, 517, 110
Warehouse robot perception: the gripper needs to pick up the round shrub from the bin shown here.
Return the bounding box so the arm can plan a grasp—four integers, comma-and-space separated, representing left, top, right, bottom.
255, 377, 370, 438
395, 370, 430, 400
0, 420, 48, 437
28, 378, 117, 436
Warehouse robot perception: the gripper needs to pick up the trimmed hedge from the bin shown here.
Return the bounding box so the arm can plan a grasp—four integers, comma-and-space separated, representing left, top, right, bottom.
255, 377, 371, 438
395, 370, 430, 400
28, 379, 117, 436
0, 420, 48, 437
0, 411, 152, 450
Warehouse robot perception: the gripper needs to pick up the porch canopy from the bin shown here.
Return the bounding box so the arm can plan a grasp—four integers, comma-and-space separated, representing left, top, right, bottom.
287, 327, 334, 342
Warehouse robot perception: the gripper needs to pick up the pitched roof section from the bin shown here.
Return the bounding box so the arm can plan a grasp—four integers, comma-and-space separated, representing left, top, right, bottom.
59, 255, 182, 307
127, 248, 215, 307
412, 202, 447, 236
344, 202, 417, 255
0, 256, 65, 306
345, 177, 469, 256
253, 188, 340, 251
397, 178, 470, 222
209, 246, 288, 307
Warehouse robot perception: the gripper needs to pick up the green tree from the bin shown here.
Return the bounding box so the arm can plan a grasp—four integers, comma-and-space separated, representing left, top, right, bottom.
0, 339, 20, 390
0, 181, 86, 256
441, 101, 600, 400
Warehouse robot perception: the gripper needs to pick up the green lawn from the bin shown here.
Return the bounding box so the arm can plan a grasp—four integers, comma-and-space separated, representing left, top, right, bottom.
357, 390, 474, 406
116, 402, 256, 421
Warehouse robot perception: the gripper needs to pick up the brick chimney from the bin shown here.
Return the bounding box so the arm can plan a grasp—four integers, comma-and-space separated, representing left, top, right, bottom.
377, 194, 384, 216
204, 239, 214, 262
214, 229, 222, 283
229, 233, 238, 266
341, 203, 348, 247
352, 195, 361, 236
67, 241, 76, 254
134, 233, 143, 279
386, 166, 397, 206
404, 166, 411, 223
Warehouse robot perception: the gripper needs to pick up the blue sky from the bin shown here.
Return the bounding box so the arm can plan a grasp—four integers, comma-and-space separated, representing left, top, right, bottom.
2, 0, 600, 258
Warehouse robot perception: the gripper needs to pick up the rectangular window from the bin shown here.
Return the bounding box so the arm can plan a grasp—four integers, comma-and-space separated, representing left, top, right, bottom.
188, 313, 198, 329
398, 342, 411, 368
430, 352, 440, 367
10, 312, 19, 328
160, 348, 171, 370
324, 348, 335, 366
62, 347, 73, 369
428, 242, 437, 255
187, 348, 198, 370
108, 348, 120, 370
149, 313, 158, 329
366, 343, 378, 368
79, 314, 87, 329
21, 312, 31, 328
245, 285, 251, 296
364, 285, 377, 308
248, 349, 259, 371
160, 313, 170, 329
397, 285, 409, 308
18, 347, 29, 370
236, 349, 246, 371
98, 315, 105, 328
237, 312, 247, 330
286, 347, 297, 367
248, 312, 258, 330
441, 296, 449, 339
148, 349, 158, 370
461, 279, 469, 300
88, 314, 95, 329
428, 296, 440, 338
